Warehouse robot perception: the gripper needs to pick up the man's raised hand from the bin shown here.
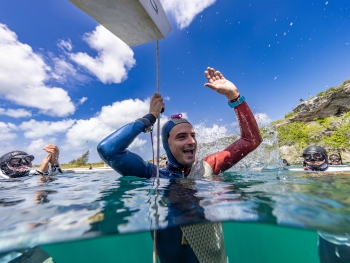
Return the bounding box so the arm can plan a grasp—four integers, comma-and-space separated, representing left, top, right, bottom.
204, 67, 240, 101
149, 93, 165, 118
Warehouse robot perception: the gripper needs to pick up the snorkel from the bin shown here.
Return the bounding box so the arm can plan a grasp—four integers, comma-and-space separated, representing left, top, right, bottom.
0, 151, 34, 179
161, 114, 193, 170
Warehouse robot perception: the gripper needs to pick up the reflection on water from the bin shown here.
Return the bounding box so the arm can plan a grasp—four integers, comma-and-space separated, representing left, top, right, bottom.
0, 168, 350, 257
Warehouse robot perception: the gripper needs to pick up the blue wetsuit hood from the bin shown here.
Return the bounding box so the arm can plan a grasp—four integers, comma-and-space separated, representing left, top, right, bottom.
161, 116, 192, 170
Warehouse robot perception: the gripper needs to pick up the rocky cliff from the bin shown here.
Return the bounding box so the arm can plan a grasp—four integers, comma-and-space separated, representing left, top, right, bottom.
290, 81, 350, 122
271, 79, 350, 164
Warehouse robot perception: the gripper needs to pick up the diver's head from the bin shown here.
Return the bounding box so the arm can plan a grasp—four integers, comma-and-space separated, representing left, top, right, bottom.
329, 154, 341, 165
162, 114, 196, 168
282, 159, 290, 166
0, 151, 34, 178
301, 145, 328, 168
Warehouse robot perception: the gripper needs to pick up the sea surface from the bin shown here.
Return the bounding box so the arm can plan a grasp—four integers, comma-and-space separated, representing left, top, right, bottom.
0, 166, 350, 262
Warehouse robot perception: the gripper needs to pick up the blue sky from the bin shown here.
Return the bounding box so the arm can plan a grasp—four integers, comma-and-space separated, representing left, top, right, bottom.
0, 0, 349, 163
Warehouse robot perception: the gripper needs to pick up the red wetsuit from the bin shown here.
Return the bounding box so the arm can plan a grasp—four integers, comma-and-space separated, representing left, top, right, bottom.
202, 101, 262, 175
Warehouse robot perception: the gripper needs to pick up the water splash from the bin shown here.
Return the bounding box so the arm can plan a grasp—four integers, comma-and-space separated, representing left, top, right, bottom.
196, 126, 283, 173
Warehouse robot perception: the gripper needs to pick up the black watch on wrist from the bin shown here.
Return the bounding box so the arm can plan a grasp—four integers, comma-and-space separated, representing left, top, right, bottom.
136, 116, 154, 133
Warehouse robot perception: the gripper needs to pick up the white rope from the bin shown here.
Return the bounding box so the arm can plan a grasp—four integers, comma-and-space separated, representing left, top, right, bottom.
156, 40, 160, 177
153, 39, 160, 263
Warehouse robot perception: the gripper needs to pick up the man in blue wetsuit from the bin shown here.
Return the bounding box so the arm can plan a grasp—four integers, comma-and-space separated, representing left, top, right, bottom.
97, 67, 262, 262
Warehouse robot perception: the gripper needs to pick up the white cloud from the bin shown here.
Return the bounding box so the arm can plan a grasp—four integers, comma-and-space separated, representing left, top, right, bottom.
254, 113, 272, 127
7, 123, 18, 130
129, 138, 147, 150
65, 98, 152, 148
98, 99, 150, 128
0, 108, 31, 118
65, 118, 112, 148
51, 57, 80, 83
0, 23, 75, 117
160, 0, 216, 29
25, 138, 57, 159
19, 119, 75, 139
78, 97, 88, 105
180, 112, 189, 120
25, 138, 47, 155
193, 123, 229, 144
70, 25, 135, 84
57, 39, 73, 52
0, 122, 17, 142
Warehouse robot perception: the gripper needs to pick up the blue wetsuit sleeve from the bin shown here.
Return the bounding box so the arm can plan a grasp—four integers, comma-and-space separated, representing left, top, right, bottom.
97, 121, 156, 178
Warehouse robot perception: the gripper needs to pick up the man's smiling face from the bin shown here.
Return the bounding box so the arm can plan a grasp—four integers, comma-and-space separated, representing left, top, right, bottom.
168, 123, 197, 166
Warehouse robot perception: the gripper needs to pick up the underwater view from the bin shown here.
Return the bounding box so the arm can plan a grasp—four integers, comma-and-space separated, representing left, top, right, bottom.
1, 165, 350, 262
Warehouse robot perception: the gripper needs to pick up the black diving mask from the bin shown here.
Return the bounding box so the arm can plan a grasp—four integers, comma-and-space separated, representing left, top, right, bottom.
7, 155, 34, 167
329, 157, 340, 162
302, 152, 325, 162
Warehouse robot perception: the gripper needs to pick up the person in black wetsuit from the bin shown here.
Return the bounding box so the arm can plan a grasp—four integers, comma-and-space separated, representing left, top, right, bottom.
300, 146, 350, 262
329, 154, 342, 166
282, 159, 290, 166
301, 145, 329, 171
0, 144, 62, 179
0, 145, 61, 263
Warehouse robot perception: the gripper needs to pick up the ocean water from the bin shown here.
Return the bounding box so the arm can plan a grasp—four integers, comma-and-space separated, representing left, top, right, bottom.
42, 222, 319, 263
1, 167, 350, 262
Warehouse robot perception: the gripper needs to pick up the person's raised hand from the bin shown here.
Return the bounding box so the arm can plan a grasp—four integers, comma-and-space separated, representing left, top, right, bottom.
43, 145, 59, 165
149, 93, 165, 118
204, 67, 240, 101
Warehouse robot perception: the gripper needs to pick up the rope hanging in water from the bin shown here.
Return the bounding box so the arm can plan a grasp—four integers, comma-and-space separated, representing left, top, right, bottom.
153, 39, 160, 263
156, 40, 161, 177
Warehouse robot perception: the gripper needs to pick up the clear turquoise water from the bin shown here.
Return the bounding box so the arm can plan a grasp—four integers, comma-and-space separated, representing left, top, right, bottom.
42, 222, 319, 263
1, 168, 350, 262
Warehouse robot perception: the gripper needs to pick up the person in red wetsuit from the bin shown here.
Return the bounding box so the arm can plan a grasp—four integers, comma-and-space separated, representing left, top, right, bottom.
97, 67, 262, 263
97, 67, 262, 179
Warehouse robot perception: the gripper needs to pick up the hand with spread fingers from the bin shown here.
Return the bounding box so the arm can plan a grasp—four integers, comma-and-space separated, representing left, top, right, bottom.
149, 93, 165, 118
204, 67, 240, 101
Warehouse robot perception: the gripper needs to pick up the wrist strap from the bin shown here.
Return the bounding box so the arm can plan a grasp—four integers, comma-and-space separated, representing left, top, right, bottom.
228, 95, 245, 108
136, 114, 156, 133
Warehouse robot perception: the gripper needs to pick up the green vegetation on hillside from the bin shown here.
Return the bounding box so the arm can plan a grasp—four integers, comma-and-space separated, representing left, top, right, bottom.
316, 79, 350, 97
275, 111, 350, 151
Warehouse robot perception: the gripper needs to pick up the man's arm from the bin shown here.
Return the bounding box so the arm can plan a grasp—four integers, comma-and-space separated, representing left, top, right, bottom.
202, 68, 262, 174
97, 93, 164, 178
204, 101, 262, 174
